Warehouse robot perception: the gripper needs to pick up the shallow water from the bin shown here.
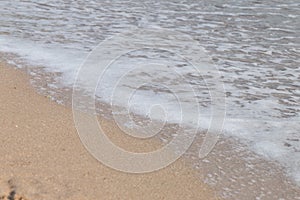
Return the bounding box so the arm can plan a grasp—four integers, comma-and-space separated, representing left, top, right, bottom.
0, 0, 299, 198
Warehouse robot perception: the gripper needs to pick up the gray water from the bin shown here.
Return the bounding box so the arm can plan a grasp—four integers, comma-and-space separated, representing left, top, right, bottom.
0, 0, 299, 199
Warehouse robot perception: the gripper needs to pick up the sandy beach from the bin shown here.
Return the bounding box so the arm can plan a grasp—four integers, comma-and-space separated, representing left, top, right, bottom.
0, 61, 220, 199
0, 0, 299, 198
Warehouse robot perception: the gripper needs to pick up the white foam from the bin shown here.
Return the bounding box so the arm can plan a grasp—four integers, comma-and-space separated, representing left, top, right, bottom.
0, 35, 86, 86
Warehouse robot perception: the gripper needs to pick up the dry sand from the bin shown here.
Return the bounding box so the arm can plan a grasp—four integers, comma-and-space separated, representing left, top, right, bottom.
0, 61, 220, 200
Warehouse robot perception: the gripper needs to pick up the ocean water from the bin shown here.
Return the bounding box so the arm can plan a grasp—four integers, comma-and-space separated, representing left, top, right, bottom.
0, 0, 299, 198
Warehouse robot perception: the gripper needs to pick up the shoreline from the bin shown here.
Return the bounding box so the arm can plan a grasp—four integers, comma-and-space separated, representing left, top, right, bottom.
0, 61, 219, 199
1, 58, 300, 199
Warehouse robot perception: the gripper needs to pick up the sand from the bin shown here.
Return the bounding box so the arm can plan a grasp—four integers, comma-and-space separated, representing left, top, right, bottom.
0, 61, 220, 200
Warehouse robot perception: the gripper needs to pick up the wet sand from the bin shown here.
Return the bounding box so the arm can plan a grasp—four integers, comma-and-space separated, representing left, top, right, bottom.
0, 61, 220, 199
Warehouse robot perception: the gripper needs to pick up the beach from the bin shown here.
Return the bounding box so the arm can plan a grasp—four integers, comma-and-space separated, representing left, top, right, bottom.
0, 0, 299, 199
0, 61, 219, 199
